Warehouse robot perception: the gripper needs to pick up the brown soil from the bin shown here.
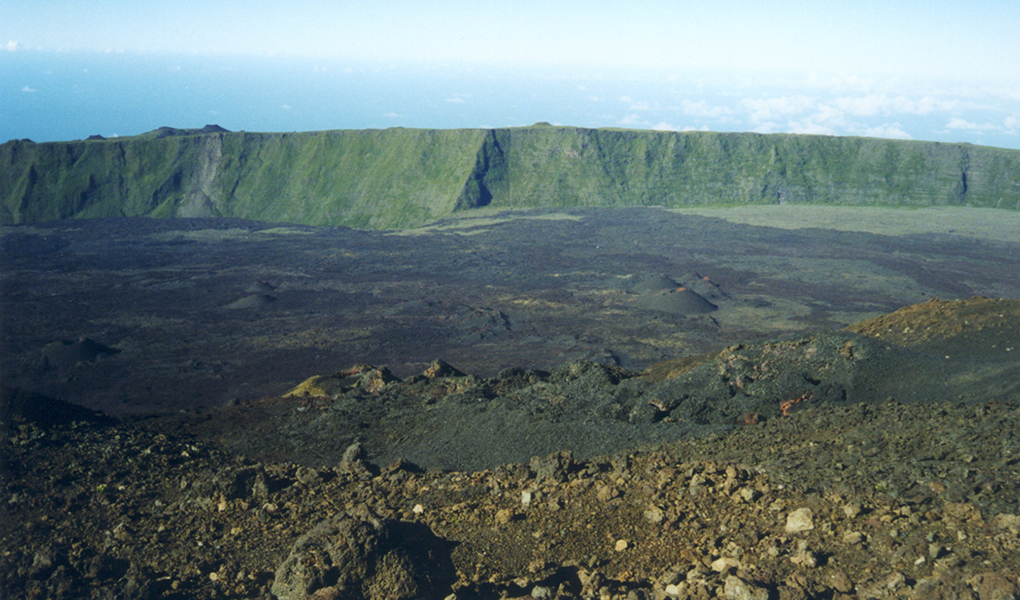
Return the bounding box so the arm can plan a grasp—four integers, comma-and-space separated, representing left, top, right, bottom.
3, 212, 1019, 599
848, 296, 1020, 348
3, 298, 1020, 600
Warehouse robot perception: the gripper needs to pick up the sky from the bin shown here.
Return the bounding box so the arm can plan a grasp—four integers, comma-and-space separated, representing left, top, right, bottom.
3, 0, 1020, 148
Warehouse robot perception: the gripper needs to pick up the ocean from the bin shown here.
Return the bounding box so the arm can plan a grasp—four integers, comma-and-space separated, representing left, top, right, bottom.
1, 51, 658, 141
3, 50, 1018, 149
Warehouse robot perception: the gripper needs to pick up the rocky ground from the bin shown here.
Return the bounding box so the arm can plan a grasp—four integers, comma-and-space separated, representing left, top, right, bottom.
3, 298, 1020, 600
4, 209, 1019, 417
130, 298, 1020, 475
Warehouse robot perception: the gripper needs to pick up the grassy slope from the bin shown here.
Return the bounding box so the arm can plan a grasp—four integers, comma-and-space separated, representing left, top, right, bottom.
480, 128, 1020, 209
212, 129, 488, 227
2, 126, 1018, 228
0, 129, 487, 228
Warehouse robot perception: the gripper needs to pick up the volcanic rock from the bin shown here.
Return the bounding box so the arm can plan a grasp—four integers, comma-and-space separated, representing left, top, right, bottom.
41, 337, 119, 370
271, 508, 455, 600
632, 287, 718, 314
223, 294, 276, 309
629, 273, 681, 294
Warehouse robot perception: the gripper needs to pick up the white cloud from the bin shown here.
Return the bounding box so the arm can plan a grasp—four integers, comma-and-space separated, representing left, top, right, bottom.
946, 117, 997, 131
281, 104, 293, 110
5, 40, 17, 52
805, 72, 883, 94
863, 124, 913, 140
907, 96, 960, 115
741, 96, 815, 124
621, 97, 657, 111
446, 96, 467, 104
651, 122, 677, 131
618, 114, 645, 126
751, 121, 779, 134
945, 117, 975, 129
832, 94, 887, 117
810, 103, 847, 128
681, 100, 732, 118
734, 90, 975, 140
1005, 115, 1019, 131
787, 119, 834, 136
681, 125, 711, 132
382, 112, 402, 118
21, 86, 36, 93
834, 94, 958, 116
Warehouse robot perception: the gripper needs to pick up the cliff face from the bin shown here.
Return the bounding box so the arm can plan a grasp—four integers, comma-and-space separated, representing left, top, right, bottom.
466, 128, 1020, 211
2, 126, 1018, 227
0, 128, 487, 227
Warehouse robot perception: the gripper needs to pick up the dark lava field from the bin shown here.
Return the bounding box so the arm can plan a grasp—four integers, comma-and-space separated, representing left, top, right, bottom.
2, 206, 1018, 418
4, 206, 1020, 600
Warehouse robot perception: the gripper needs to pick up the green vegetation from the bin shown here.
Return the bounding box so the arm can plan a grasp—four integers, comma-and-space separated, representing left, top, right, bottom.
2, 126, 1018, 228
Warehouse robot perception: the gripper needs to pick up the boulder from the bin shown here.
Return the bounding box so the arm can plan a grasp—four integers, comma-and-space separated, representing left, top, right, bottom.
272, 507, 455, 600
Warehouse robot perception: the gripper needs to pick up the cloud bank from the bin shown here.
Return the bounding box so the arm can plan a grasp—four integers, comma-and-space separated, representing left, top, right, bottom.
598, 75, 1018, 146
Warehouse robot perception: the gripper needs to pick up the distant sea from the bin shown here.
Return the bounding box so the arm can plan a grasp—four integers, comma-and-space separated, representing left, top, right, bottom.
2, 52, 676, 142
3, 50, 1018, 149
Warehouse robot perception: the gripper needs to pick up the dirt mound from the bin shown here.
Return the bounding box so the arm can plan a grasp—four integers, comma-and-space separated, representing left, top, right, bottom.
284, 365, 400, 397
632, 288, 718, 314
679, 271, 726, 300
223, 294, 276, 309
628, 273, 681, 294
245, 280, 277, 294
40, 337, 119, 370
626, 273, 723, 315
848, 296, 1020, 347
0, 385, 114, 431
148, 297, 1019, 474
846, 297, 1020, 402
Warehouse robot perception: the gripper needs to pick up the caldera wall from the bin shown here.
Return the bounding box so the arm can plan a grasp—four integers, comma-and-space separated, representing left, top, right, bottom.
2, 126, 1018, 227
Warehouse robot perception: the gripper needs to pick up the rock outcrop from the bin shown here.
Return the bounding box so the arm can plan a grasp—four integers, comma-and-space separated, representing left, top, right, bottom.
272, 507, 455, 600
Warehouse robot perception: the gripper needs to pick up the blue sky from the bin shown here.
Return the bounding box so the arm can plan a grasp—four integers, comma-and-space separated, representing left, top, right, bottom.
3, 1, 1019, 147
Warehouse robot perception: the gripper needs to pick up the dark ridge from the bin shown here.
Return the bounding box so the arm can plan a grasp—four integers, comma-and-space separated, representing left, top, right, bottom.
455, 129, 505, 210
150, 124, 231, 139
0, 385, 116, 430
198, 124, 230, 134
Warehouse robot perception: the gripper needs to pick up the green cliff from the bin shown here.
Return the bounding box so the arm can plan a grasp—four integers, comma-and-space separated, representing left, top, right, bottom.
2, 126, 1018, 228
